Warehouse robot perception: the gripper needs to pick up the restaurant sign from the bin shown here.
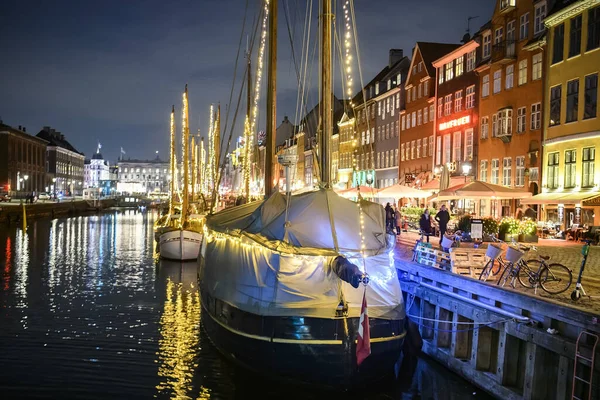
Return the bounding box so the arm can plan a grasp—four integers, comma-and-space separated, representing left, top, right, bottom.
439, 116, 470, 131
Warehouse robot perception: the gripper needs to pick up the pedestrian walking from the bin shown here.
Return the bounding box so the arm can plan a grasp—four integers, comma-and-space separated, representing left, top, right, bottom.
394, 206, 402, 238
435, 204, 451, 245
419, 209, 432, 243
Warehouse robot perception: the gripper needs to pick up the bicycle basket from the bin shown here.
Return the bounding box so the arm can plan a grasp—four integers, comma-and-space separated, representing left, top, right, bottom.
441, 235, 454, 248
485, 244, 502, 259
505, 246, 524, 263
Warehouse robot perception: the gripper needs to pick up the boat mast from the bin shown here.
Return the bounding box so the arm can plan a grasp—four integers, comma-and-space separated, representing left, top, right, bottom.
182, 84, 190, 223
264, 0, 277, 198
191, 135, 197, 203
244, 39, 252, 201
169, 105, 176, 216
320, 0, 332, 187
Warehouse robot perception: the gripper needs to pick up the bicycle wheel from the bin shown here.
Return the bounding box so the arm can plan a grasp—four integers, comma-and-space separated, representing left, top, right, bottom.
479, 259, 494, 281
517, 260, 539, 289
497, 263, 514, 287
490, 258, 503, 276
539, 263, 572, 295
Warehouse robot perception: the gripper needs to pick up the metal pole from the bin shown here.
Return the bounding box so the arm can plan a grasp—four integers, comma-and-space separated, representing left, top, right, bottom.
265, 0, 277, 198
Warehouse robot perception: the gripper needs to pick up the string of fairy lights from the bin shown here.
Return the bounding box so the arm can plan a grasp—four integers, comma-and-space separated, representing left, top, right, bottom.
242, 0, 270, 199
169, 107, 176, 216
207, 104, 215, 194
343, 0, 353, 106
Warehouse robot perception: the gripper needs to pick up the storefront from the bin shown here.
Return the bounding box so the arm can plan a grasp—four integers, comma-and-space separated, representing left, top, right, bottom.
524, 192, 600, 230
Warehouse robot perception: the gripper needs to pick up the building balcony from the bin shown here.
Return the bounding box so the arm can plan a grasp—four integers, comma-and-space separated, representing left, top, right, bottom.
491, 40, 516, 64
499, 0, 516, 15
495, 130, 512, 143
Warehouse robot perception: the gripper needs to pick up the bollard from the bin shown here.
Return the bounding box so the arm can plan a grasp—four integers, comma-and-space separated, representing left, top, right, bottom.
21, 201, 27, 231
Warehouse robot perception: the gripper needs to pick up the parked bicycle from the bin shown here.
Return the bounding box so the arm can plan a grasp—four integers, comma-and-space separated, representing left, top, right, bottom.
479, 234, 506, 281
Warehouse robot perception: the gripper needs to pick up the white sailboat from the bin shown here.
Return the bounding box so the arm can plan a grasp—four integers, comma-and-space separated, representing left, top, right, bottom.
159, 85, 203, 261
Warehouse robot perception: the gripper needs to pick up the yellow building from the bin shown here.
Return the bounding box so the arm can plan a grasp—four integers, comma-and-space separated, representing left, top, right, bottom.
530, 0, 600, 229
336, 111, 356, 189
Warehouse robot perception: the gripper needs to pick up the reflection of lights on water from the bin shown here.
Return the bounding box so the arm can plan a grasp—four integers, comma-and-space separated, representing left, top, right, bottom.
155, 278, 207, 399
3, 237, 12, 291
14, 230, 29, 329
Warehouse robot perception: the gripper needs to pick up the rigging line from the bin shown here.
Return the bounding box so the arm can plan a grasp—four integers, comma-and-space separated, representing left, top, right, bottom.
293, 0, 311, 128
214, 1, 264, 203
333, 16, 346, 106
298, 0, 314, 128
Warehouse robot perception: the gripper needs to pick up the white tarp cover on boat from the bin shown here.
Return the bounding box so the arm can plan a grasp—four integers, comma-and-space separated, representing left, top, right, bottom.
201, 188, 404, 319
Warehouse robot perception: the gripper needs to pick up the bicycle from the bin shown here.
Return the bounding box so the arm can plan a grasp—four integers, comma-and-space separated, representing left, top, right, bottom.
571, 239, 593, 301
479, 234, 507, 281
516, 246, 572, 295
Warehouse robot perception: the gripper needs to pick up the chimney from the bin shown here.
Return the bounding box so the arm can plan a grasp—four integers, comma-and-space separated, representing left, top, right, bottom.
389, 49, 404, 67
23, 127, 26, 132
18, 125, 22, 131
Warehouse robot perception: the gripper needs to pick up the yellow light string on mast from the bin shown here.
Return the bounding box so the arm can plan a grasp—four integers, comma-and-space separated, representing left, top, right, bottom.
169, 106, 176, 217
242, 0, 270, 201
207, 104, 215, 193
343, 0, 359, 180
181, 85, 190, 224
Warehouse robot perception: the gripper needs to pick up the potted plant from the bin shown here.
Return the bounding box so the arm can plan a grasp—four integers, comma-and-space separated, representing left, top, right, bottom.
499, 217, 520, 242
482, 217, 499, 241
457, 214, 472, 241
518, 218, 538, 243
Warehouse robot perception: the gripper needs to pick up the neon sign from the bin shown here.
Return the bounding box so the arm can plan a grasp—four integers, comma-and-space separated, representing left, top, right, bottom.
439, 116, 470, 131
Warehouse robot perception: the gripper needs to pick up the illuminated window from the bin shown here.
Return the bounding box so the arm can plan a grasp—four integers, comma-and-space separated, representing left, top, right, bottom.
406, 114, 411, 129
455, 90, 463, 112
443, 135, 451, 164
483, 33, 491, 58
438, 98, 443, 118
505, 65, 514, 90
411, 140, 416, 160
401, 115, 406, 131
444, 94, 452, 116
436, 136, 442, 164
547, 152, 559, 189
531, 103, 541, 130
401, 144, 405, 161
480, 160, 488, 183
466, 51, 476, 72
550, 85, 562, 126
515, 156, 525, 187
520, 13, 529, 40
424, 80, 429, 97
532, 53, 542, 80
423, 107, 428, 124
492, 114, 498, 137
407, 88, 411, 103
445, 62, 454, 81
497, 109, 513, 136
517, 107, 526, 133
466, 85, 475, 109
418, 83, 422, 98
438, 68, 444, 85
518, 59, 528, 86
412, 111, 416, 127
423, 136, 428, 157
583, 147, 595, 188
464, 128, 473, 161
481, 116, 489, 139
491, 159, 500, 185
564, 149, 577, 188
395, 149, 398, 166
482, 75, 490, 97
493, 70, 502, 94
417, 139, 421, 158
429, 105, 435, 122
377, 152, 381, 169
455, 55, 464, 77
417, 110, 422, 126
453, 131, 462, 163
429, 136, 434, 157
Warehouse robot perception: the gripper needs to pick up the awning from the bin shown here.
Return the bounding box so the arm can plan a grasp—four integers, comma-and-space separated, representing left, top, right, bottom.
523, 191, 600, 205
431, 181, 533, 201
377, 184, 432, 199
419, 176, 466, 191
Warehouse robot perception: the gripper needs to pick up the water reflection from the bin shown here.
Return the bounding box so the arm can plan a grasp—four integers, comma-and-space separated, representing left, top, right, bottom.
0, 211, 490, 400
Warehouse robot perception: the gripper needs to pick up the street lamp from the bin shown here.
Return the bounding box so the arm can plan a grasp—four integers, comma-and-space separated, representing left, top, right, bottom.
24, 175, 29, 193
366, 172, 374, 187
433, 164, 444, 175
461, 161, 472, 182
52, 178, 57, 199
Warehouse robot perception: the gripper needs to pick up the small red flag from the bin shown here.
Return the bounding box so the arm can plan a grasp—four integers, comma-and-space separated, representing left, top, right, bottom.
356, 289, 371, 366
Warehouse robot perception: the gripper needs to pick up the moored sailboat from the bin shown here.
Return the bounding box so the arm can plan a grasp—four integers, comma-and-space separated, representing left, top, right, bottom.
159, 86, 204, 261
198, 0, 406, 388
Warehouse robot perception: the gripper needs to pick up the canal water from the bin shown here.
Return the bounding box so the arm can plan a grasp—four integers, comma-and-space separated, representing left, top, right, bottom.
0, 210, 492, 399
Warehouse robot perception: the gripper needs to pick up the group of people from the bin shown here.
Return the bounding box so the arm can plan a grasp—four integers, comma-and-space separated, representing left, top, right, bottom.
384, 203, 404, 236
419, 205, 451, 245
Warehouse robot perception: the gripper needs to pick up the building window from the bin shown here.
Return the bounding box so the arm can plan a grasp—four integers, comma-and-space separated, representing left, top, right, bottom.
429, 136, 434, 157
395, 149, 399, 166
502, 157, 512, 187
423, 136, 428, 157
455, 55, 464, 77
492, 114, 498, 137
480, 160, 488, 182
445, 62, 454, 81
407, 88, 411, 103
565, 149, 576, 188
497, 109, 513, 136
436, 136, 442, 165
584, 73, 598, 119
423, 107, 428, 124
411, 140, 416, 160
481, 116, 489, 139
467, 50, 476, 71
493, 70, 502, 94
401, 144, 405, 161
483, 33, 491, 58
517, 107, 526, 133
482, 74, 490, 97
412, 86, 417, 101
453, 131, 462, 163
550, 85, 562, 126
401, 115, 406, 131
491, 159, 500, 185
444, 94, 452, 116
520, 13, 529, 40
377, 153, 381, 169
531, 103, 541, 130
566, 79, 579, 123
429, 104, 435, 122
515, 156, 525, 187
587, 6, 600, 51
532, 53, 542, 81
418, 83, 422, 98
424, 80, 429, 97
547, 152, 559, 189
518, 59, 527, 86
375, 82, 379, 95
417, 110, 422, 126
465, 128, 473, 161
466, 85, 475, 109
443, 135, 451, 164
417, 139, 422, 158
412, 111, 416, 127
505, 65, 514, 90
569, 15, 582, 58
583, 147, 595, 188
438, 98, 443, 118
455, 90, 463, 112
495, 27, 504, 45
386, 124, 390, 139
406, 114, 411, 129
438, 68, 444, 85
534, 1, 547, 35
552, 23, 565, 64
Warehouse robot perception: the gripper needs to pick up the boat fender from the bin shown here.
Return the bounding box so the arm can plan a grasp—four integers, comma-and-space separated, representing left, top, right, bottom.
330, 256, 367, 289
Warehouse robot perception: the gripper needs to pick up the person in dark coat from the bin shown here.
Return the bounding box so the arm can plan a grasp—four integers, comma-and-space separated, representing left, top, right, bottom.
419, 209, 432, 243
435, 204, 451, 245
385, 203, 394, 233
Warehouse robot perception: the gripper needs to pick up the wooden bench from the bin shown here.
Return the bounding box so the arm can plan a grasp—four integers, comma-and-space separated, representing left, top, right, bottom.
449, 248, 489, 279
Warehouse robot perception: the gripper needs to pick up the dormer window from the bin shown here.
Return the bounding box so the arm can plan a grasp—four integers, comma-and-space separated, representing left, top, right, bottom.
387, 79, 391, 90
375, 82, 380, 95
500, 0, 515, 12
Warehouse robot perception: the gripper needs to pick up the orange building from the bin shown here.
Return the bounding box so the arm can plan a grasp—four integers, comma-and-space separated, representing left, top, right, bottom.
475, 0, 549, 217
399, 42, 460, 186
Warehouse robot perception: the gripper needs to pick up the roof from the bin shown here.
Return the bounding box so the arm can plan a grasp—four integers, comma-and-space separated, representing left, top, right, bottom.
92, 152, 104, 160
36, 127, 83, 155
416, 42, 462, 77
352, 62, 397, 106
0, 123, 48, 145
117, 157, 166, 164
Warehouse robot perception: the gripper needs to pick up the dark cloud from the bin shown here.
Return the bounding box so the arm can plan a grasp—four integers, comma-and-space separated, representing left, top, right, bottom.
0, 0, 493, 161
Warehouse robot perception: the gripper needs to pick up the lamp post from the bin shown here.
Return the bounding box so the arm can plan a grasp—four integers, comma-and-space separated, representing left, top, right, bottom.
461, 161, 472, 182
52, 178, 57, 200
24, 175, 29, 194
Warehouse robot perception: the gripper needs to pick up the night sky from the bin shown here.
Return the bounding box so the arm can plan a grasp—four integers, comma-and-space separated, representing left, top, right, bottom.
0, 0, 493, 162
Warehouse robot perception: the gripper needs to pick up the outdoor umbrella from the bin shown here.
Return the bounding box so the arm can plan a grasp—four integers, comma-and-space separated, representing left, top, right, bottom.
436, 181, 533, 200
377, 184, 432, 199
